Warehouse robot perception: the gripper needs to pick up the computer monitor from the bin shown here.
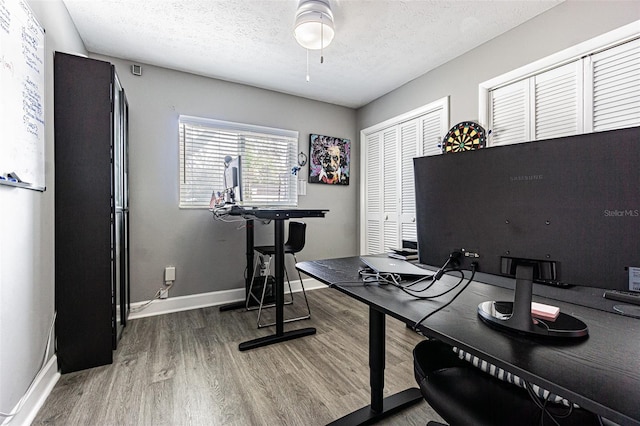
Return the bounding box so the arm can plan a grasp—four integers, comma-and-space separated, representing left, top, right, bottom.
224, 155, 243, 204
414, 126, 640, 338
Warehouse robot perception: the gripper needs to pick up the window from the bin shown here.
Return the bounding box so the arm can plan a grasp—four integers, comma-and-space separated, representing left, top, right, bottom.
488, 62, 583, 146
179, 116, 298, 208
479, 21, 640, 146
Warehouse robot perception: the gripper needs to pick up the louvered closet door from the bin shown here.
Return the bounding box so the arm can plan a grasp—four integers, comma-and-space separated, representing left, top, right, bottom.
422, 109, 445, 157
364, 127, 401, 254
398, 111, 446, 243
364, 132, 383, 254
381, 127, 400, 252
589, 38, 640, 132
362, 98, 449, 255
399, 119, 419, 243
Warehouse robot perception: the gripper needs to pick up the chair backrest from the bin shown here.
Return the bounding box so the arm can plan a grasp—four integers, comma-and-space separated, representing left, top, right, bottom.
284, 221, 306, 253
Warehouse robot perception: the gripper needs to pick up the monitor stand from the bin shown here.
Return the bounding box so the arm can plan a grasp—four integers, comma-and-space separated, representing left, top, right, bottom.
477, 264, 588, 339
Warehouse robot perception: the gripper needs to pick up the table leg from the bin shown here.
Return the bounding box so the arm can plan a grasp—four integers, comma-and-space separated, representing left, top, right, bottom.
238, 219, 316, 351
275, 219, 284, 335
327, 307, 423, 425
370, 308, 385, 412
219, 219, 254, 312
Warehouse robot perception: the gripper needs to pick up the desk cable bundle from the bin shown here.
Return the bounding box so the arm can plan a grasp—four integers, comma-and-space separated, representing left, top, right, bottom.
329, 251, 479, 329
365, 251, 478, 328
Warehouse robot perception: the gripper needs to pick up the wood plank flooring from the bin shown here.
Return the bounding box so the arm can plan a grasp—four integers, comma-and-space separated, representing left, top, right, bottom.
33, 288, 444, 425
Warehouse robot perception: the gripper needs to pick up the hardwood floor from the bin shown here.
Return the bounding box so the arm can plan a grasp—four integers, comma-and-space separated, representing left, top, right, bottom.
33, 288, 444, 425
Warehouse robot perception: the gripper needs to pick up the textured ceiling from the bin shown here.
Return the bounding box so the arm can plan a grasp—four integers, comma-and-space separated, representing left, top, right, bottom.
61, 0, 564, 109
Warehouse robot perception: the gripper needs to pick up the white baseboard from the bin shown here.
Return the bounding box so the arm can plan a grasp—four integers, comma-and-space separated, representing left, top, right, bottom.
3, 355, 60, 426
129, 278, 326, 320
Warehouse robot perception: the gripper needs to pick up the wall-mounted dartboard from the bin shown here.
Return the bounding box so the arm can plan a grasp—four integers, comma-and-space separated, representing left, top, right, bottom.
443, 121, 487, 153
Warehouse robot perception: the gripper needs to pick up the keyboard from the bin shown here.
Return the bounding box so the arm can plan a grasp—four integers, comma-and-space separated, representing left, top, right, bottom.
603, 289, 640, 306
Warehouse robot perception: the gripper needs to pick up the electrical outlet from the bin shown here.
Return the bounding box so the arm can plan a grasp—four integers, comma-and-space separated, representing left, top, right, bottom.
258, 257, 268, 276
164, 266, 176, 282
160, 288, 169, 299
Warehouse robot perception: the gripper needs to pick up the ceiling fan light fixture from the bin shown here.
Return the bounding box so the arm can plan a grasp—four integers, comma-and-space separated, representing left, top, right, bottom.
294, 0, 335, 50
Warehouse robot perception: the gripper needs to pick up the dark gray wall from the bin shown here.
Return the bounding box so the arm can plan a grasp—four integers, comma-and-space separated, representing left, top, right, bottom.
91, 55, 358, 302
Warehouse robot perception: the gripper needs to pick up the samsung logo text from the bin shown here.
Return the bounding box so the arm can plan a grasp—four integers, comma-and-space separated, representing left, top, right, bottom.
510, 175, 543, 182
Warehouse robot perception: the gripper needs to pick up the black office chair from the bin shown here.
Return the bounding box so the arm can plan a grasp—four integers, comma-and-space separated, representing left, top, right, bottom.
413, 338, 603, 426
247, 221, 311, 328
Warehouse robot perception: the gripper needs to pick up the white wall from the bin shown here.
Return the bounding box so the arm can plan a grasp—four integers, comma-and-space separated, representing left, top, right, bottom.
0, 0, 86, 420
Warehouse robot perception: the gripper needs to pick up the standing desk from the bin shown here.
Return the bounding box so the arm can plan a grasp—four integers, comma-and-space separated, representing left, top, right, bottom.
218, 207, 328, 351
296, 256, 640, 426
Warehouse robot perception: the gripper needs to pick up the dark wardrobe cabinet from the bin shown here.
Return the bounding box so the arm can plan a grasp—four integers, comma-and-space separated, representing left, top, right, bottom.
54, 52, 130, 373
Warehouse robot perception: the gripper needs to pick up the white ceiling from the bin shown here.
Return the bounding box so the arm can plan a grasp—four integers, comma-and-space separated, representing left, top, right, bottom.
61, 0, 564, 109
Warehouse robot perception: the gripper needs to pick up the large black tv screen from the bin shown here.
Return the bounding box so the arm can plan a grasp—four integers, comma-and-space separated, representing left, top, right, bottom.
414, 126, 639, 291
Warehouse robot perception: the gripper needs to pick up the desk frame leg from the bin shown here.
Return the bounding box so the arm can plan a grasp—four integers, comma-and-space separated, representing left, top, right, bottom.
327, 307, 423, 426
370, 308, 385, 411
275, 219, 285, 335
219, 219, 255, 312
238, 219, 316, 351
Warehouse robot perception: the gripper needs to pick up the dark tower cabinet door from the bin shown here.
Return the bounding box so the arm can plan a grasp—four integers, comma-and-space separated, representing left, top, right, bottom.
54, 52, 129, 373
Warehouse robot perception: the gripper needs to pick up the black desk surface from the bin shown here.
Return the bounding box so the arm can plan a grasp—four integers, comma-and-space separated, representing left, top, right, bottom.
297, 256, 640, 426
223, 205, 328, 220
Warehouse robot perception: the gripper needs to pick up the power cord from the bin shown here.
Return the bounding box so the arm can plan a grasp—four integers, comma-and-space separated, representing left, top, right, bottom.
433, 250, 462, 281
525, 381, 569, 426
358, 268, 401, 285
413, 262, 478, 330
211, 209, 246, 223
328, 268, 406, 288
402, 274, 435, 289
385, 252, 465, 300
392, 270, 464, 300
130, 281, 175, 313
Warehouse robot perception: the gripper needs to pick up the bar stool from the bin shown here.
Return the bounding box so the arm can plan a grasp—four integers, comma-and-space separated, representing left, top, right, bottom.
246, 221, 311, 328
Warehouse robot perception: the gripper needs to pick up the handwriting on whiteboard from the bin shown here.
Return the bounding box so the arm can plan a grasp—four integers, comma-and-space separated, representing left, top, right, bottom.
0, 0, 46, 189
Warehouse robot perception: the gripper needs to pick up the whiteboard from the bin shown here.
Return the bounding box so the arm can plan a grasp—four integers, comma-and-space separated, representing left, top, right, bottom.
0, 0, 46, 191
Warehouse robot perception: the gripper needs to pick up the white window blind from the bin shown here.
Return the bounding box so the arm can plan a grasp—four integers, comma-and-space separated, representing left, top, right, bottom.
533, 61, 582, 140
179, 116, 298, 208
489, 81, 528, 146
482, 29, 640, 146
590, 38, 640, 132
488, 61, 581, 145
